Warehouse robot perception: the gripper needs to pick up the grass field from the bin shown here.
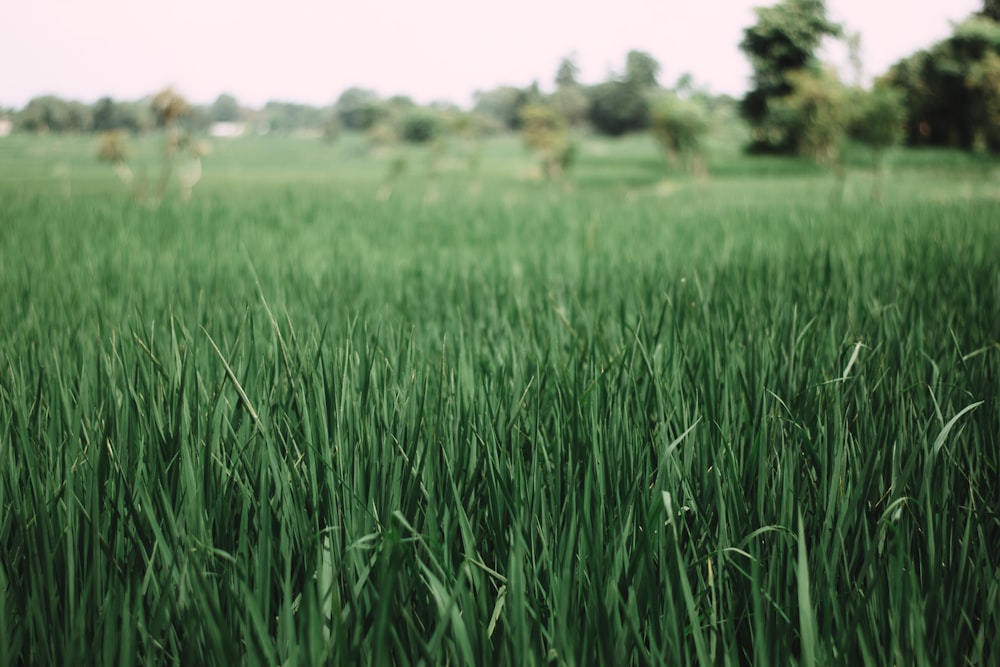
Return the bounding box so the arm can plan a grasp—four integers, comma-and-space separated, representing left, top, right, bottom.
0, 131, 998, 665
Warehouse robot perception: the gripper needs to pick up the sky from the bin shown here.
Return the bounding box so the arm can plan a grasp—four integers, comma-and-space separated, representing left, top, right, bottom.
0, 0, 983, 110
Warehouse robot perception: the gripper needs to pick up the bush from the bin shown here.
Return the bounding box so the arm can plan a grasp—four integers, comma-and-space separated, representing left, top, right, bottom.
588, 81, 650, 136
650, 95, 710, 171
520, 104, 575, 180
400, 111, 441, 144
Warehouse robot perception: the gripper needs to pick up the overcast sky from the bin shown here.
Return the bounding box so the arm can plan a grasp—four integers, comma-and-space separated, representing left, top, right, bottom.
0, 0, 982, 109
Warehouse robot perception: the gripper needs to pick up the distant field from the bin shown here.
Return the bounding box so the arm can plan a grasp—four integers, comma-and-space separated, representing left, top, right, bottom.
0, 132, 997, 665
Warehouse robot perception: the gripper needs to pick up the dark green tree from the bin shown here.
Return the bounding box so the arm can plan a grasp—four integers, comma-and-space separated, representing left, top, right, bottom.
211, 93, 240, 122
473, 84, 541, 130
739, 0, 842, 152
588, 80, 650, 136
262, 101, 325, 134
336, 87, 380, 131
625, 50, 661, 88
885, 16, 1000, 151
650, 94, 710, 175
848, 83, 906, 200
984, 0, 1000, 22
92, 97, 118, 132
17, 96, 71, 133
400, 110, 441, 143
520, 103, 575, 181
555, 56, 580, 88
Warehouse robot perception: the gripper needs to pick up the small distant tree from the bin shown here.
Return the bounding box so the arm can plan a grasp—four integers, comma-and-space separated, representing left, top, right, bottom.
549, 85, 589, 127
520, 103, 575, 182
650, 95, 710, 176
400, 110, 441, 144
555, 55, 580, 88
211, 93, 241, 122
473, 86, 524, 130
589, 80, 650, 136
783, 69, 849, 169
983, 0, 1000, 22
336, 87, 381, 131
625, 50, 661, 89
849, 83, 906, 201
551, 55, 589, 127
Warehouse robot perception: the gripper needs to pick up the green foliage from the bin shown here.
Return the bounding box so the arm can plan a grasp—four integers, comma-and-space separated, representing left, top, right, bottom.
554, 55, 580, 88
474, 85, 542, 130
849, 84, 906, 158
588, 80, 650, 136
966, 50, 1000, 149
781, 68, 849, 166
649, 94, 710, 172
262, 101, 326, 134
986, 0, 1000, 21
92, 97, 151, 133
548, 85, 589, 127
17, 96, 93, 133
625, 50, 661, 88
885, 16, 1000, 152
740, 0, 842, 153
519, 103, 575, 179
210, 93, 241, 123
336, 87, 381, 131
400, 110, 442, 144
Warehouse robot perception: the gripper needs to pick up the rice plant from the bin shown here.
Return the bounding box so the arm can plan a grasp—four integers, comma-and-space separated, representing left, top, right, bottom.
0, 135, 997, 665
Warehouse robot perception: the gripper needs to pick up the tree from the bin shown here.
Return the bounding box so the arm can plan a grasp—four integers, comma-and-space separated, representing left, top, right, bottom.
650, 94, 710, 175
984, 0, 1000, 22
336, 87, 380, 131
17, 96, 71, 133
211, 93, 241, 122
625, 50, 661, 88
885, 16, 1000, 152
783, 69, 848, 166
968, 51, 1000, 145
781, 68, 850, 199
549, 55, 589, 126
473, 84, 541, 130
262, 101, 325, 134
555, 56, 580, 88
520, 104, 575, 181
589, 80, 650, 136
400, 110, 441, 143
848, 83, 906, 201
92, 97, 118, 132
549, 85, 589, 127
740, 0, 842, 153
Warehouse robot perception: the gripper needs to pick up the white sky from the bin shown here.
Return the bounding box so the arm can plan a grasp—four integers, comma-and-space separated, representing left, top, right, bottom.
0, 0, 982, 109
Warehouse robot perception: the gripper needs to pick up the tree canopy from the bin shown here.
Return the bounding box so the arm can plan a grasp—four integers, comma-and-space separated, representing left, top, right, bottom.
740, 0, 842, 153
885, 15, 1000, 152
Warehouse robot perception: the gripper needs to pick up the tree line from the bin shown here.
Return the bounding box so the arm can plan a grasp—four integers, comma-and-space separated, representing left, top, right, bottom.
4, 0, 998, 160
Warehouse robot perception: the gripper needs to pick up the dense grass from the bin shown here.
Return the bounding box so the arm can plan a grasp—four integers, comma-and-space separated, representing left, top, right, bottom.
0, 133, 998, 665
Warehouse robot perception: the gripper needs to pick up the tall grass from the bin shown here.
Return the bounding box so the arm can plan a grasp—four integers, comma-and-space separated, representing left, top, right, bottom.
0, 137, 998, 664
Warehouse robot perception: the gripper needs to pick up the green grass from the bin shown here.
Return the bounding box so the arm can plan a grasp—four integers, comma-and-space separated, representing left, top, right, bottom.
0, 132, 998, 665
